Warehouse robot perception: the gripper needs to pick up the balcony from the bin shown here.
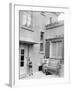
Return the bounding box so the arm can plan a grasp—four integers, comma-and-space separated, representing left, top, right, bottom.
45, 21, 64, 30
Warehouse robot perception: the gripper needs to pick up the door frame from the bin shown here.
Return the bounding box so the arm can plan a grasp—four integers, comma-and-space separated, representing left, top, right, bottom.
19, 46, 25, 79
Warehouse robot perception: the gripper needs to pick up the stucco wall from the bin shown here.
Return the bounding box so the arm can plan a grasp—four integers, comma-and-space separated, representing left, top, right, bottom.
29, 12, 45, 72
45, 25, 64, 39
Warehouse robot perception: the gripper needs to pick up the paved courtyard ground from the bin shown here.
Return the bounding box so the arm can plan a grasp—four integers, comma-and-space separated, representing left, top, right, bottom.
20, 71, 59, 79
20, 65, 64, 79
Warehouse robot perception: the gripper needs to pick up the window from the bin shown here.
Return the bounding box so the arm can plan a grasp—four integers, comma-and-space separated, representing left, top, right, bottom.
20, 49, 24, 67
21, 49, 24, 54
27, 14, 31, 27
40, 43, 43, 51
23, 13, 31, 27
40, 32, 44, 40
51, 41, 63, 59
21, 56, 24, 61
20, 11, 32, 28
20, 62, 24, 67
40, 32, 44, 52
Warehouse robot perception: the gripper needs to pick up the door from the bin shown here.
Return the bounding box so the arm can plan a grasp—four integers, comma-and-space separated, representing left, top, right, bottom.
19, 44, 30, 79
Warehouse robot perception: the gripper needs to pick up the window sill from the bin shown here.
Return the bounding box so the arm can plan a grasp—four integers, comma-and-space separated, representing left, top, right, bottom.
20, 26, 34, 32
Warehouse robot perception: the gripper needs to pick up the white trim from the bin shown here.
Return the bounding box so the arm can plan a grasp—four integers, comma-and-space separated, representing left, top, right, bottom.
9, 3, 15, 87
10, 3, 70, 87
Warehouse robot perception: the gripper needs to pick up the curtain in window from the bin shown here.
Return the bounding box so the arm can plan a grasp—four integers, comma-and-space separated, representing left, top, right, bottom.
21, 11, 32, 27
27, 14, 31, 27
52, 42, 56, 58
22, 14, 27, 26
51, 41, 62, 59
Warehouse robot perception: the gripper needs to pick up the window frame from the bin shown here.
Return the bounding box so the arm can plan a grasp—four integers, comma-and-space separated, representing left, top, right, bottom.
19, 10, 33, 30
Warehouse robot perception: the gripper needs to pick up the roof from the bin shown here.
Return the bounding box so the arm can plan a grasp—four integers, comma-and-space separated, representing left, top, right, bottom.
19, 38, 38, 44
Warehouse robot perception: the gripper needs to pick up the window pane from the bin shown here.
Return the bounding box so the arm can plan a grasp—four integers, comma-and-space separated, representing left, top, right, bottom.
40, 32, 44, 40
20, 11, 32, 28
52, 42, 56, 58
21, 56, 24, 61
21, 49, 24, 54
20, 62, 24, 67
51, 41, 62, 59
57, 42, 62, 58
40, 43, 43, 51
22, 14, 27, 26
27, 14, 31, 27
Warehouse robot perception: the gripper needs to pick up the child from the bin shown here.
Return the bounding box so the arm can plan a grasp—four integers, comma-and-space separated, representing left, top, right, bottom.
27, 57, 33, 76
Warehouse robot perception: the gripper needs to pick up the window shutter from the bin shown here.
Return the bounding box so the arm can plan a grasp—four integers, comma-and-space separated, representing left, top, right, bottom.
45, 40, 50, 58
62, 41, 64, 59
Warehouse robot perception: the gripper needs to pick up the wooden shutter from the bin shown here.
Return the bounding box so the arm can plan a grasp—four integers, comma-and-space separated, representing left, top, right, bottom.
62, 41, 64, 59
45, 40, 50, 58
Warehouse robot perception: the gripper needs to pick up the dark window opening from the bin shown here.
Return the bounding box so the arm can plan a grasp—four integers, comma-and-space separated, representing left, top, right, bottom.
20, 62, 24, 67
21, 56, 24, 61
40, 32, 44, 40
20, 48, 24, 67
40, 43, 43, 51
21, 49, 24, 54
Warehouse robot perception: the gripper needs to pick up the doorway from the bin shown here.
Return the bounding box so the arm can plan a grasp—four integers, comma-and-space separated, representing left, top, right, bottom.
19, 44, 30, 79
19, 46, 26, 79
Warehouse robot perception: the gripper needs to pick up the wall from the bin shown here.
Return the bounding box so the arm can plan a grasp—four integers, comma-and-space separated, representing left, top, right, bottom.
45, 25, 64, 39
29, 11, 45, 72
